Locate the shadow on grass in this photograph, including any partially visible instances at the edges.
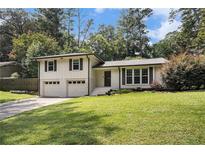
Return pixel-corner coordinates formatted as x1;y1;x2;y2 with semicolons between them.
0;101;120;145
0;99;17;104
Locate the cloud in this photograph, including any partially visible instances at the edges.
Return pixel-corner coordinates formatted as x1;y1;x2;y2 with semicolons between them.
148;19;181;41
95;8;106;14
148;8;181;42
152;8;171;18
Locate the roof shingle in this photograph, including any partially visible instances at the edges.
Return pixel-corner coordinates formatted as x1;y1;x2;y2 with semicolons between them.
94;58;168;68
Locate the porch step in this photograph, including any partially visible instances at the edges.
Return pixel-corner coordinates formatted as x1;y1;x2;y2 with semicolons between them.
91;87;111;96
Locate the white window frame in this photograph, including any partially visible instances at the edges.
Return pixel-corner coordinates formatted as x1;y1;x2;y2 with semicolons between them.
48;60;54;72
134;69;141;84
126;69;133;84
125;67;150;85
72;59;80;71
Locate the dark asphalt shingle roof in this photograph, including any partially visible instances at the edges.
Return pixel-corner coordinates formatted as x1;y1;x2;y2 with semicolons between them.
0;61;17;67
94;58;168;68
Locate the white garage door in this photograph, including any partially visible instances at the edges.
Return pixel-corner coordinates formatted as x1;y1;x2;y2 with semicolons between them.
43;81;61;97
67;80;88;97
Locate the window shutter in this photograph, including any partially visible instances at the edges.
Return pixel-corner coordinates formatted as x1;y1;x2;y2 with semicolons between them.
149;67;153;84
54;60;57;71
69;59;72;71
122;68;125;85
45;61;47;72
80;58;83;70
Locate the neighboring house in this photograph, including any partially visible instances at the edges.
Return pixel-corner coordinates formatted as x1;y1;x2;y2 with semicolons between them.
35;53;168;97
0;61;20;78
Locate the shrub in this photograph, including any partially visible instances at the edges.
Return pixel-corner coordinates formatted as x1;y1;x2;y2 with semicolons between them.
150;81;164;91
162;53;205;91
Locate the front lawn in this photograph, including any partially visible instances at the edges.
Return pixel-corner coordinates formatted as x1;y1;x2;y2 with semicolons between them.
0;91;34;104
0;91;205;144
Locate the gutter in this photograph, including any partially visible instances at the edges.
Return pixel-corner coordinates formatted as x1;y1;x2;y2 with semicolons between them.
38;61;40;96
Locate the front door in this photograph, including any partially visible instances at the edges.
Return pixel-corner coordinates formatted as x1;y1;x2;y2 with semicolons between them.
104;71;111;87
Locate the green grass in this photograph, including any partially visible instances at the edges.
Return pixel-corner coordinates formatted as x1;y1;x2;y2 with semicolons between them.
1;91;205;144
0;91;34;104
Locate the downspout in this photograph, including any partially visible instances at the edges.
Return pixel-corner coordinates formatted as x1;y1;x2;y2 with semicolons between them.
38;61;40;96
87;55;90;96
118;67;121;89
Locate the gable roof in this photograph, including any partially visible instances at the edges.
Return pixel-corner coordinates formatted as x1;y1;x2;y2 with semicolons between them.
35;53;104;63
94;58;168;68
0;61;17;67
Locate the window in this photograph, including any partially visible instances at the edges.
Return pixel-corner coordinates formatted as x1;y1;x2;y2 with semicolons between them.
126;69;133;84
142;68;148;84
49;81;52;84
57;81;60;84
45;82;48;84
77;81;81;84
73;59;80;70
82;81;85;84
68;81;72;84
48;61;54;71
73;81;76;84
134;69;140;84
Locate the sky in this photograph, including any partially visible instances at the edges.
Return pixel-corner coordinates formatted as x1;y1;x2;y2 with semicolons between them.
25;8;181;44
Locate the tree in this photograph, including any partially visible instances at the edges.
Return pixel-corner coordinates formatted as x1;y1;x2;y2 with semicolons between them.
0;9;36;61
152;31;184;58
36;8;66;46
11;33;61;77
162;53;205;90
88;25;126;61
169;8;205;53
118;8;153;57
75;9;94;50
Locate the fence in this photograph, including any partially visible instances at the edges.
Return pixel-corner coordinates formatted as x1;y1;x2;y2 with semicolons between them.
0;78;38;91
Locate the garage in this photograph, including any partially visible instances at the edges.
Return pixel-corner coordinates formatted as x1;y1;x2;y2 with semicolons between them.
67;80;88;97
43;81;61;97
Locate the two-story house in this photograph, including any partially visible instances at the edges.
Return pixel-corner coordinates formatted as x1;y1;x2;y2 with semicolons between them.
35;53;168;97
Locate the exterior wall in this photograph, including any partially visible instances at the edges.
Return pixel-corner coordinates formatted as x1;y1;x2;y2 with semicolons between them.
90;57;100;94
154;66;163;84
95;67;119;89
0;65;20;78
94;65;163;90
39;55;91;97
39;54;164;97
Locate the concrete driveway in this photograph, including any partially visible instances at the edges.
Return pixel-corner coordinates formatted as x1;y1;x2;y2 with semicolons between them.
0;97;71;121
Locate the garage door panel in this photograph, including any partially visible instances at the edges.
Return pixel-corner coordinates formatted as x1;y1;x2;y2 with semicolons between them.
67;80;87;97
43;81;61;97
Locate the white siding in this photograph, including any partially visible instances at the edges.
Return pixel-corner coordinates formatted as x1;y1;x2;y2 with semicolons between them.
39;56;90;97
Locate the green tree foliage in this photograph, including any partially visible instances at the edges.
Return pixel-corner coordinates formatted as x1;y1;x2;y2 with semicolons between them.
168;8;205;53
162;53;205;90
35;8;66;47
0;9;36;61
11;33;60;77
118;8;153;57
152;32;182;58
89;25;126;60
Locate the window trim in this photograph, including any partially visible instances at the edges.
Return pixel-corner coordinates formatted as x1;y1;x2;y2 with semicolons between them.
47;60;54;72
125;67;151;85
72;59;80;71
126;69;133;84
